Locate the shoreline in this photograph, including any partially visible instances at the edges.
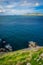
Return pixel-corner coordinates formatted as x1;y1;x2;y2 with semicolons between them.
0;46;43;54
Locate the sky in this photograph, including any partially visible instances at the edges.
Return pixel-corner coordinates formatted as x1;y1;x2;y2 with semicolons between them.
0;0;43;15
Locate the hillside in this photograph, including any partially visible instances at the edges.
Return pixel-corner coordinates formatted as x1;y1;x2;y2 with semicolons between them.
23;13;43;16
0;47;43;65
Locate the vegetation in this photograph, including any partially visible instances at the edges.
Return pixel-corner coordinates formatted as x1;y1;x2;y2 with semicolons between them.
0;47;43;65
23;13;43;16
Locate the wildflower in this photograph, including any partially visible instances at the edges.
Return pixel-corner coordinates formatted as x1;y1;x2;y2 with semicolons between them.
39;53;43;60
37;58;40;62
16;61;23;65
40;53;43;58
26;63;31;65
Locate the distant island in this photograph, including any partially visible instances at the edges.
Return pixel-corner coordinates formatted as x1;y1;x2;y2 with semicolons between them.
23;13;43;16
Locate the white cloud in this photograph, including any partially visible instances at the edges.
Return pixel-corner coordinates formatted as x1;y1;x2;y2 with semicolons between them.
0;5;6;13
3;1;40;9
20;1;29;6
35;2;39;6
0;0;40;15
0;10;2;12
19;1;33;7
0;8;34;15
6;5;14;8
6;3;18;8
7;9;34;15
18;1;40;7
0;8;5;13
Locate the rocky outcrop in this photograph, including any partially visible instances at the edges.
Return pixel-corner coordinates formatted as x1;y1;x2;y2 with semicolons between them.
0;48;6;52
28;41;37;48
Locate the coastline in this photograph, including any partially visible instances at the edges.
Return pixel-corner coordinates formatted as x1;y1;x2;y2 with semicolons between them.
0;46;43;65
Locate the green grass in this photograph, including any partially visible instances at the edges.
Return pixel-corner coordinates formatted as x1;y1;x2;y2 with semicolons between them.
0;48;43;65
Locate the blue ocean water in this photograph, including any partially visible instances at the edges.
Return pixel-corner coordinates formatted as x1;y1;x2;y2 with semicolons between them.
0;16;43;50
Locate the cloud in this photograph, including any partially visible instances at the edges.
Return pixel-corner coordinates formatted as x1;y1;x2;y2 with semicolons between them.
18;1;40;7
6;3;18;8
0;5;5;13
4;8;35;15
0;10;2;12
5;44;13;51
0;8;5;13
0;0;42;15
19;1;32;6
6;4;15;8
0;8;34;15
35;2;39;6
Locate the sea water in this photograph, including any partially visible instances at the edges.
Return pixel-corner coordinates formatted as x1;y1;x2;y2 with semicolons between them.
0;16;43;50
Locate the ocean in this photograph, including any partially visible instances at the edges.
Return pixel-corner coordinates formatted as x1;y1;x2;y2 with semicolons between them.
0;16;43;50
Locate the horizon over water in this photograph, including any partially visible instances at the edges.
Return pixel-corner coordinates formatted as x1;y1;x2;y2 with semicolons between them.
0;15;43;50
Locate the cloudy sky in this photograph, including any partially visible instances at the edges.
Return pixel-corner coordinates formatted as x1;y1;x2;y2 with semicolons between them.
0;0;43;15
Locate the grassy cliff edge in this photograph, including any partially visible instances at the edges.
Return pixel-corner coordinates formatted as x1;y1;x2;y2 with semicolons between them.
0;47;43;65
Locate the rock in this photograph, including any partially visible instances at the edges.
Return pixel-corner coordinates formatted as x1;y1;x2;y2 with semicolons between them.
3;40;6;44
0;38;2;42
28;41;37;48
0;48;5;52
5;44;12;51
